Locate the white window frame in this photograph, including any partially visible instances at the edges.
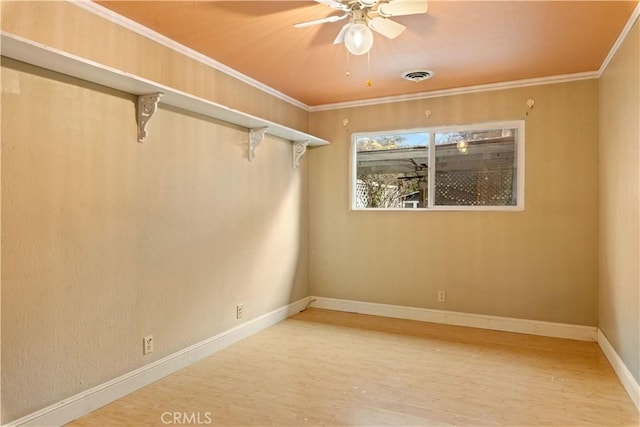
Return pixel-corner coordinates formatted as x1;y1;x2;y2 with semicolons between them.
350;120;525;211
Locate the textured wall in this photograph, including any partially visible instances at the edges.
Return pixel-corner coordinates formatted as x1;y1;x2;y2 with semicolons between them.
1;59;309;422
308;80;600;326
599;21;640;382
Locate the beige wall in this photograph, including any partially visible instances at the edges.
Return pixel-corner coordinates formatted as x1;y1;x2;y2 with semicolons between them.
1;2;313;423
1;58;309;422
309;80;600;326
599;21;640;382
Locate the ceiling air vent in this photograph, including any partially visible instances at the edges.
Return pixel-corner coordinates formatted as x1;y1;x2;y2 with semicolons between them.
401;69;434;82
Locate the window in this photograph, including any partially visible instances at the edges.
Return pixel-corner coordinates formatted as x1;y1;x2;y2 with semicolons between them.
352;121;524;210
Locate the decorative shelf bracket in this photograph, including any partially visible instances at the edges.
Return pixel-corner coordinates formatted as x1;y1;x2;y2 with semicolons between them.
248;127;268;161
137;92;163;143
293;140;309;169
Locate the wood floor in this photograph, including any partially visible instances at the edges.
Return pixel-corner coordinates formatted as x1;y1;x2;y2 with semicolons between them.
69;308;639;426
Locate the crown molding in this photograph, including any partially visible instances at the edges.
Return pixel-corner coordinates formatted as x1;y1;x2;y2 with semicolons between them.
70;0;309;111
72;0;634;114
598;1;640;76
308;71;599;112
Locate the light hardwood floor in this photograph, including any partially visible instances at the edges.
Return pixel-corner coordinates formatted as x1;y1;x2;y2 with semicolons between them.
69;308;639;426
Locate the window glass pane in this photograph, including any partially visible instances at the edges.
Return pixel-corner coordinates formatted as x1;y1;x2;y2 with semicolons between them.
351;122;523;210
434;128;517;206
355;133;429;208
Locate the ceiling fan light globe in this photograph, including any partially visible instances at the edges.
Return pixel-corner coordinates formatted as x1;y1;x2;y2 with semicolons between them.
344;23;374;55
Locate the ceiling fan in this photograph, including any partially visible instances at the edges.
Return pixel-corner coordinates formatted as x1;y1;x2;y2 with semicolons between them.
294;0;428;55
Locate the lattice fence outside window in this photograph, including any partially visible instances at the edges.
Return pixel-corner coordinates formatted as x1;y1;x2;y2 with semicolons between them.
435;168;515;206
355;179;404;208
355;180;370;208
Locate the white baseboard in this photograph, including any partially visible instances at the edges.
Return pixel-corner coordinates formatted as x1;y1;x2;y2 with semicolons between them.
5;296;313;427
309;297;640;413
310;297;598;342
597;329;640;412
10;297;636;426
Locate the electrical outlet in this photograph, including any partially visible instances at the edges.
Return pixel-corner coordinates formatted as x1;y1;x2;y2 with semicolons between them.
437;291;446;303
143;335;154;355
236;304;243;319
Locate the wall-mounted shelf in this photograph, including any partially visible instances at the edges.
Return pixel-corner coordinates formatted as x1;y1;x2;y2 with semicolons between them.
1;32;329;166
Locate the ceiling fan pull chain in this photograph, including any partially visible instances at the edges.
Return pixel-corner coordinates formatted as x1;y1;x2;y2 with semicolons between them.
366;50;373;87
346;49;351;77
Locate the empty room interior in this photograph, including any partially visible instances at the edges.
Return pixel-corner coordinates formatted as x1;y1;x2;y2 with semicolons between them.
1;0;640;426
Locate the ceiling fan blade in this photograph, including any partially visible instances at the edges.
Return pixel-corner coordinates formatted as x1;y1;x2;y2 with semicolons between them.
368;17;406;39
314;0;350;11
294;14;348;28
378;0;428;17
333;23;350;44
